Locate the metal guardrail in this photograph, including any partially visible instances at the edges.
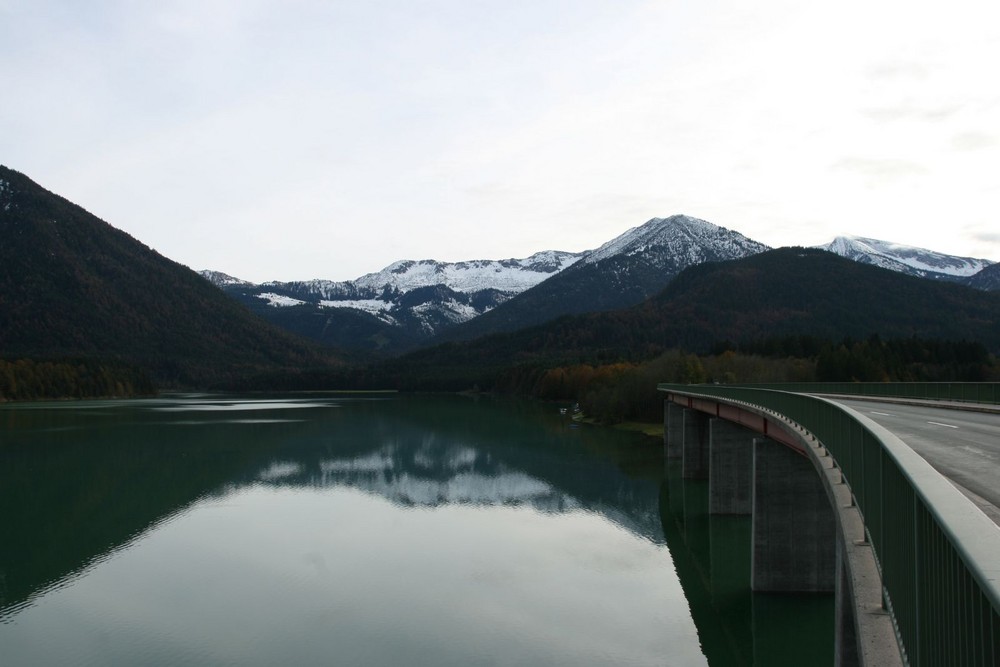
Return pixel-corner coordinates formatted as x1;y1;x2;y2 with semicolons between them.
724;382;1000;405
658;383;1000;667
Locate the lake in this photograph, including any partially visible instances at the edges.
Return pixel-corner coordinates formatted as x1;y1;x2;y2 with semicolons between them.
0;393;831;665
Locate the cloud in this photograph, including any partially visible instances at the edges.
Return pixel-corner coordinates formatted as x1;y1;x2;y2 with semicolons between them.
831;157;928;179
970;231;1000;245
861;104;960;123
866;61;930;81
952;132;998;151
4;0;1000;278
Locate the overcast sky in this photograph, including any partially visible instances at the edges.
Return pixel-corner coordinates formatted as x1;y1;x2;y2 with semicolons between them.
3;0;999;282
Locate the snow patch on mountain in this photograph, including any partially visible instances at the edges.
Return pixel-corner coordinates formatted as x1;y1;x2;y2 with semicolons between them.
413;299;479;324
200;270;252;287
819;236;994;278
257;292;306;307
282;250;584;301
321;298;393;313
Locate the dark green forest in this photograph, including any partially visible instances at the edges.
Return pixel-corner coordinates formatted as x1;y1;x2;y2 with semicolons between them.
0;358;156;401
0;165;341;391
223;334;997;427
545;336;997;425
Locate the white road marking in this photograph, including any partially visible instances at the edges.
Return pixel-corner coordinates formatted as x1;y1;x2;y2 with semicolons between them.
871;411;892;416
927;421;959;429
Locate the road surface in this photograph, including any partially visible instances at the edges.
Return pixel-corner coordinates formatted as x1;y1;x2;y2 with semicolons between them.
829;398;1000;526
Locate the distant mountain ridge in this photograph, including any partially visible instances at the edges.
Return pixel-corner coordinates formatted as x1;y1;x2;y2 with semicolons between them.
203;216;1000;357
436;215;771;344
201;251;583;355
380;247;1000;391
817;235;994;283
204;215;772;355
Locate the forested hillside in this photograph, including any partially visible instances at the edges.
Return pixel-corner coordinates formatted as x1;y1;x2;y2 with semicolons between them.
354;248;1000;392
0;358;155;401
0;166;339;389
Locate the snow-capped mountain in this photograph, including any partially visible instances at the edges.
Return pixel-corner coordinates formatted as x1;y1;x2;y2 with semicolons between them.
817;236;994;282
251;250;581;314
201;251;583;354
582;215;767;267
205;215;771;354
439;215;771;343
285;251;582;299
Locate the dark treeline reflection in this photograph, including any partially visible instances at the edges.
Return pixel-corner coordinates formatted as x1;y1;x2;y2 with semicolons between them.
0;394;664;619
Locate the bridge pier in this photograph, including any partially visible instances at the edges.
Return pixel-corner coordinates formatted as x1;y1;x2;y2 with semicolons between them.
682;409;710;479
664;400;683;460
751;436;836;593
709;419;753;515
661;391;907;666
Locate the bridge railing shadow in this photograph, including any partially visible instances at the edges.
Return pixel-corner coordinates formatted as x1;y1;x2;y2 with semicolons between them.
658;383;1000;667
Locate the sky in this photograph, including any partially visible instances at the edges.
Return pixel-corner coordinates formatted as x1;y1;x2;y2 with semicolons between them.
2;0;999;282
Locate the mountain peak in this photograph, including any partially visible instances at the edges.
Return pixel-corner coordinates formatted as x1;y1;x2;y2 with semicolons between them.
582;214;768;266
819;235;993;280
438;214;770;345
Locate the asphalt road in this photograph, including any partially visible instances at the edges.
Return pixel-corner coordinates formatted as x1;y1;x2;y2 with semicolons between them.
829;398;1000;525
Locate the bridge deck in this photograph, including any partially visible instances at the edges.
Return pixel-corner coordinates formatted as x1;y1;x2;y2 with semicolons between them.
829;397;1000;528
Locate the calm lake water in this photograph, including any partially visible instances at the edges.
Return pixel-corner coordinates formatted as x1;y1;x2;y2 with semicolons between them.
0;394;831;666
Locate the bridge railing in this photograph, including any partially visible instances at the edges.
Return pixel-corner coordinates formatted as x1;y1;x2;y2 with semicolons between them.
658;383;1000;667
719;381;1000;405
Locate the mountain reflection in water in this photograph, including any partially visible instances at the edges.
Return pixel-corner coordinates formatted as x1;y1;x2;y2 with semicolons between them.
1;394;696;667
1;393;831;666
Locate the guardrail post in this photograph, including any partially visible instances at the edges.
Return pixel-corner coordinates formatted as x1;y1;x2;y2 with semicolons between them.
835;532;861;666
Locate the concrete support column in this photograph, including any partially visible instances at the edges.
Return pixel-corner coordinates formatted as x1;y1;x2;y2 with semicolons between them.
664;401;684;460
682;409;710;479
751;437;836;592
709;419;753;515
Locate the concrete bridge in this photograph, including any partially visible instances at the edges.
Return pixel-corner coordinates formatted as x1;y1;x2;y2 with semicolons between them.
658;382;1000;667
